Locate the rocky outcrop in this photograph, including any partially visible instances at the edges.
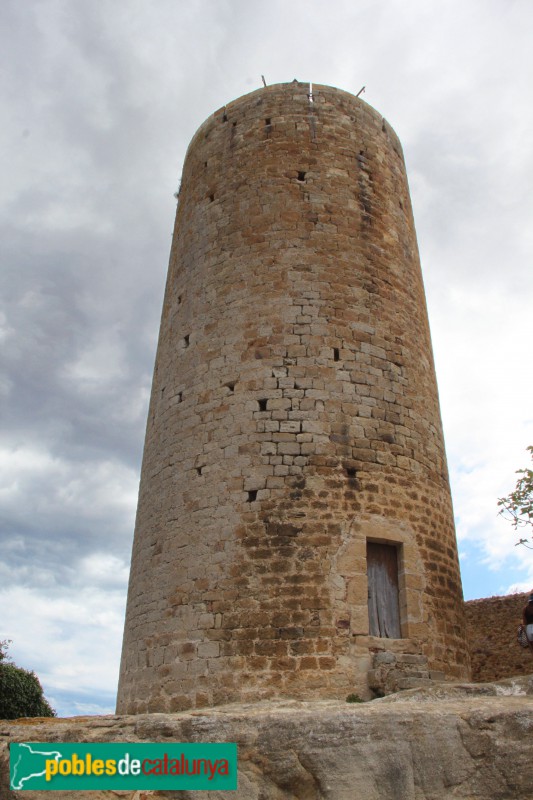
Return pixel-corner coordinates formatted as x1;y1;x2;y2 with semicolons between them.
1;676;532;799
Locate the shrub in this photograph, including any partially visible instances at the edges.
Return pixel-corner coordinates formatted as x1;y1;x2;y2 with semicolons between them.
0;641;55;719
346;693;363;703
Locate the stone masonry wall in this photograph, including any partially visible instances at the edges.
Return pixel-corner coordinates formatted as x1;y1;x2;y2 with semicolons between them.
465;592;533;682
117;83;469;714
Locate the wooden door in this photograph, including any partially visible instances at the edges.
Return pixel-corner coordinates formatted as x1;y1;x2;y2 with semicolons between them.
367;542;402;638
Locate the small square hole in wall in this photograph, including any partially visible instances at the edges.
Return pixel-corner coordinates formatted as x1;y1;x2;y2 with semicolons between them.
222;111;228;122
209;193;215;202
247;489;258;502
297;171;306;182
196;466;203;476
258;398;268;412
225;381;236;393
183;335;190;347
177;391;183;404
333;347;340;362
265;118;271;126
344;464;358;488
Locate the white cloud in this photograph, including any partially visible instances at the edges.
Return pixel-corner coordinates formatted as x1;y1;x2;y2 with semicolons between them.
62;333;128;389
507;572;533;595
1;583;126;715
78;553;130;588
0;445;138;524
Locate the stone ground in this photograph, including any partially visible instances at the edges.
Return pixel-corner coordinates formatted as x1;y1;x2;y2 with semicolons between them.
1;676;533;799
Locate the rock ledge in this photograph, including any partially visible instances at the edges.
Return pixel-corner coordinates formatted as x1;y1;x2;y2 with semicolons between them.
1;676;532;799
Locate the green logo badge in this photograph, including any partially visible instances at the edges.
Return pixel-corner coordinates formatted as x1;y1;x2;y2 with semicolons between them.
11;742;237;791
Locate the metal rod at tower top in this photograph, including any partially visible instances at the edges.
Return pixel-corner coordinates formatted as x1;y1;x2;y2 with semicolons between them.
116;82;470;716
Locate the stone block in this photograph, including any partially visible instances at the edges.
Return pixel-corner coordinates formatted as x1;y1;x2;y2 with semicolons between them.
373;652;396;665
197;641;220;659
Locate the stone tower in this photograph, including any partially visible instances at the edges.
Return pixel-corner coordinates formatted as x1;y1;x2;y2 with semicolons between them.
117;82;469;714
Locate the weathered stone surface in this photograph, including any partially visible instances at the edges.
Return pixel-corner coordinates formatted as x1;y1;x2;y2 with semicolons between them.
2;678;533;799
465;592;533;682
368;649;432;695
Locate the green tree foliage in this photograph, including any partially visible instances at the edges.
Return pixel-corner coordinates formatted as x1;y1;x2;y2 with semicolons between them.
0;640;55;719
498;446;533;549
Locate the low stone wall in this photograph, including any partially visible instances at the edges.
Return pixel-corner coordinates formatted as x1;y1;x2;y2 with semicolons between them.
465;592;533;682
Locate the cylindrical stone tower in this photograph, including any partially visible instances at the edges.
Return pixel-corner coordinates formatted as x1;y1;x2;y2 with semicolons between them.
117;82;469;714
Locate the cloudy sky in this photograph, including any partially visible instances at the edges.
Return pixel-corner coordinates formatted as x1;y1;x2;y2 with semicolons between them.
1;0;532;717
